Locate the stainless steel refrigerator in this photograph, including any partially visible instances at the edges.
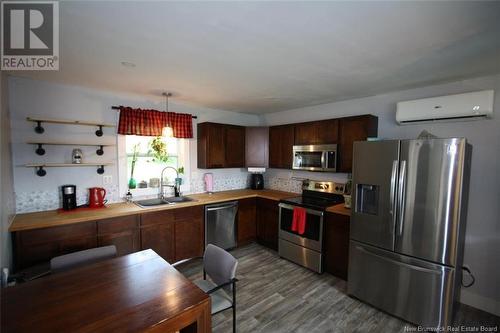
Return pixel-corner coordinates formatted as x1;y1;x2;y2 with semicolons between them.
348;138;471;328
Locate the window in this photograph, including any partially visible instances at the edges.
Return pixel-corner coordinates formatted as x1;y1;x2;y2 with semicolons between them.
125;135;180;196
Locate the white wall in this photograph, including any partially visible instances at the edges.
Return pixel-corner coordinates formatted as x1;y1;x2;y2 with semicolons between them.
0;73;16;272
9;77;260;212
262;73;500;316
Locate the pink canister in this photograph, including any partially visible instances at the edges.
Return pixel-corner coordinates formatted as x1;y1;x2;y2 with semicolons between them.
204;173;214;193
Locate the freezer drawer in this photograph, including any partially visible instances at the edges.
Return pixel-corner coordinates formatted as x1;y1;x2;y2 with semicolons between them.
348;241;456;328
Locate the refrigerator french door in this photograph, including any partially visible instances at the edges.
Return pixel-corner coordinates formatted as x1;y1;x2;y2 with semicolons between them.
348;138;471;328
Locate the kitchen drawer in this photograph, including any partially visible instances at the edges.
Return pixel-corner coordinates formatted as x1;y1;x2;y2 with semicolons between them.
141;210;175;226
97;215;139;235
19;222;96;246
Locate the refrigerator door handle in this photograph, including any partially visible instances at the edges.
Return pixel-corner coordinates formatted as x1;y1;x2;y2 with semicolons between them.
354;245;442;275
397;160;407;236
390;160;399;222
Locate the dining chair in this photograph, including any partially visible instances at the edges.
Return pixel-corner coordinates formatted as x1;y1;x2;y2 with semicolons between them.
193;244;239;333
50;245;117;273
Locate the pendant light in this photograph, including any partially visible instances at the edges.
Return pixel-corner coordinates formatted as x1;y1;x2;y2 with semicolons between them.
161;92;174;138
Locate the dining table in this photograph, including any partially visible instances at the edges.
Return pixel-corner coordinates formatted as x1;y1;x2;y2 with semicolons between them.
1;249;211;332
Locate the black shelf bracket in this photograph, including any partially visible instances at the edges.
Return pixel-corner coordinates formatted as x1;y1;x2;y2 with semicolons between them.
95;125;103;137
35;144;46;156
36;166;46;177
34;121;44;134
96;145;104;156
97;165;105;174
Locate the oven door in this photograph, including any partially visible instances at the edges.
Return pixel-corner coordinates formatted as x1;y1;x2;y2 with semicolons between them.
278;203;324;252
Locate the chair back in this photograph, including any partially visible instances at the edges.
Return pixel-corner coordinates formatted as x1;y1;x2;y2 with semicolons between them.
203;244;238;286
50;245;117;273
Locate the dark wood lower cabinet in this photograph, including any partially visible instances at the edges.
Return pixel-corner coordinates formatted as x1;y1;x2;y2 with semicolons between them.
323;212;350;280
141;210;176;263
256;197;279;251
97;215;141;257
13;222;97;271
237;198;257;246
13;199;281;271
174;206;204;261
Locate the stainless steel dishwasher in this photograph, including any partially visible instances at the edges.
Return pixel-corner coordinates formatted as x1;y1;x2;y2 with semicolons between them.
205;201;238;250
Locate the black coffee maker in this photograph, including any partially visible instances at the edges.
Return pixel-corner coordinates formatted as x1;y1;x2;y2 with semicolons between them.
250;174;264;190
62;185;77;210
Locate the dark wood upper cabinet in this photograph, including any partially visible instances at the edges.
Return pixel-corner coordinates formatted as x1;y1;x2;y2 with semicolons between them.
245;127;269;167
225;125;246;167
338;115;378;172
295;119;339;145
197;122;226;168
268;124;295;169
197;122;245;169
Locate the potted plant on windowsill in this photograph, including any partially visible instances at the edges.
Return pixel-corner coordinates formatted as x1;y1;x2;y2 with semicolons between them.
128;143;140;189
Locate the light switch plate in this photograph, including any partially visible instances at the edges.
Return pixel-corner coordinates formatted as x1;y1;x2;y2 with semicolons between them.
103;175;112;185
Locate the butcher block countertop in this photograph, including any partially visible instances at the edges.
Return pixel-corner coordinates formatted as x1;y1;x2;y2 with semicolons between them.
326;203;351;217
9;189;297;232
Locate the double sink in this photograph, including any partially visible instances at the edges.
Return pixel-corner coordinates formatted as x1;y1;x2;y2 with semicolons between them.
134;196;196;208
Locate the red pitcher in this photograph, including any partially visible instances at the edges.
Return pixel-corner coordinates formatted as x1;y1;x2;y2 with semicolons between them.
89;187;107;208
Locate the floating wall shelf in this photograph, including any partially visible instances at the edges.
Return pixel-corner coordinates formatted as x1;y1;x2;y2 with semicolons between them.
26;117;115;137
27;141;116;156
25;163;113;177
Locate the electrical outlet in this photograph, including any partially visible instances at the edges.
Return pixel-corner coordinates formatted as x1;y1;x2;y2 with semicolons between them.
103;175;112;185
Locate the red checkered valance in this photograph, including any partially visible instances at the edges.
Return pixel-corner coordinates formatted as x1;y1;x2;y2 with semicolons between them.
117;107;193;138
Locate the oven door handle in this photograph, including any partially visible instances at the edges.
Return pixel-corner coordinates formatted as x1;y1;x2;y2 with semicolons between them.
279;203;324;216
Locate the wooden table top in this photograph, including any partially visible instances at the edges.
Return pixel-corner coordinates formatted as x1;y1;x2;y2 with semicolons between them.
10;189;297;232
1;250;210;333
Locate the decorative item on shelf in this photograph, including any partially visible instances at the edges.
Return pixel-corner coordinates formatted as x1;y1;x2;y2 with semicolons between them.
149;177;160;188
72;149;83;164
138;180;148;188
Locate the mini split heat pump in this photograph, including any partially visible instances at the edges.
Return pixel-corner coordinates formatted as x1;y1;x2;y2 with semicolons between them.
396;90;494;125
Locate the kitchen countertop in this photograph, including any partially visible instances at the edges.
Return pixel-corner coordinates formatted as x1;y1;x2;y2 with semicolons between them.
9;189;297;232
326;203;351;217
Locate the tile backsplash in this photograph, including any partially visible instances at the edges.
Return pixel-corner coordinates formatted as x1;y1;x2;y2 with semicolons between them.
15;185;121;214
15;171;345;213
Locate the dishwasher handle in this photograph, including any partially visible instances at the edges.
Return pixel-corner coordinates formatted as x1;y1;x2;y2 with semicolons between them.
206;201;238;212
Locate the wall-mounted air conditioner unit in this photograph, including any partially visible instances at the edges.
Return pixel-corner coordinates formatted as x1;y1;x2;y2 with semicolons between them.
396;90;494;125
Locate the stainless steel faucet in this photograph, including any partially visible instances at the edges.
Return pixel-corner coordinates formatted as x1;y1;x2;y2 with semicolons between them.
159;166;180;198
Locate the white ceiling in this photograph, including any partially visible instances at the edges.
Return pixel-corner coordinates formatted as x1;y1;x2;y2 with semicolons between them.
11;1;500;114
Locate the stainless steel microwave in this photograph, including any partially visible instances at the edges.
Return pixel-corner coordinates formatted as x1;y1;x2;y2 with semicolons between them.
292;144;337;172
